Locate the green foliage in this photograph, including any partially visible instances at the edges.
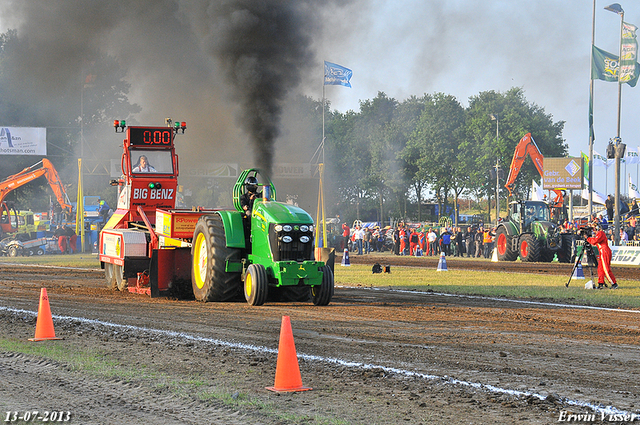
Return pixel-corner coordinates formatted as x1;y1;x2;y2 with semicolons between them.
321;86;567;224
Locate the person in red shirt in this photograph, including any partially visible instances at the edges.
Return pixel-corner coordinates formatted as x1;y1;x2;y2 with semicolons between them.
341;223;350;251
586;224;618;289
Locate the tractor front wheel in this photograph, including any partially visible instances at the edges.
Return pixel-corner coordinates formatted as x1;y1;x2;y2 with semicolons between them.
312;265;334;306
495;227;518;261
244;264;268;306
519;234;541;262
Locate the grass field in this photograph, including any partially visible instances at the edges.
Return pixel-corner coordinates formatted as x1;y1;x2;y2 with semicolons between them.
336;264;640;309
1;254;638;309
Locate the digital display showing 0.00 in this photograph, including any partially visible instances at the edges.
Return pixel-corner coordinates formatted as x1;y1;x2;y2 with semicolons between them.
128;127;173;146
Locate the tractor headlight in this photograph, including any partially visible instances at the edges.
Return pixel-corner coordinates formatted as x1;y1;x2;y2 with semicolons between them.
282;235;293;243
300;225;309;232
299;236;310;243
283;225;293;232
275;224;283;232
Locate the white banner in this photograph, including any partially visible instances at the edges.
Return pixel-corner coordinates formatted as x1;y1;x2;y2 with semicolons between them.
531;180;544;201
0;127;47;155
630;175;640;199
592;150;613;168
624;146;640;164
611;245;640;266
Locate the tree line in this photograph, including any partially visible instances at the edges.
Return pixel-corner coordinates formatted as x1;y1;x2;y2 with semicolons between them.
316;88;568;225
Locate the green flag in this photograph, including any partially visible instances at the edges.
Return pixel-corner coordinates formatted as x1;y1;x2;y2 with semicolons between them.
591;44;639;87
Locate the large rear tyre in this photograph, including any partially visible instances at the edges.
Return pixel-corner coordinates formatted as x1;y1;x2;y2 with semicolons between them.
495;227;518;261
191;214;242;302
312;265;334;306
519;234;541;262
557;234;574;263
244;263;269;306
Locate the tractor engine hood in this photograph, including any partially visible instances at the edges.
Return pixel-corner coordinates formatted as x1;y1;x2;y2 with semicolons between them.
254;201;314;225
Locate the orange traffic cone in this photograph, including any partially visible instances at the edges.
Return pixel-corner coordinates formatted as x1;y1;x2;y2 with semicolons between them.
266;316;312;393
28;288;62;341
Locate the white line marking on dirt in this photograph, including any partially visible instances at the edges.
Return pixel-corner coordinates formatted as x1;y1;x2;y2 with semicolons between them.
342;285;640;314
0;305;633;418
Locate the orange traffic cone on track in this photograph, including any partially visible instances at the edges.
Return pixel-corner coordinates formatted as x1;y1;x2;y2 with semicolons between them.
266;316;312;393
28;288;62;342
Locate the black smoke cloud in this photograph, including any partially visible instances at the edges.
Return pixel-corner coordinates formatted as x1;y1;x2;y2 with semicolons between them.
0;0;336;178
202;1;319;177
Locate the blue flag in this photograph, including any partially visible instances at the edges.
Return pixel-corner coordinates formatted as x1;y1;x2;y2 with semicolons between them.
324;61;352;87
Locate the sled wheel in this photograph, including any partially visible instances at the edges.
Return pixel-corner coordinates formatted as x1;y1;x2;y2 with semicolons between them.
114;264;127;291
8;246;18;257
104;263;118;290
312;265;334;306
36;248;45;256
244;263;268;306
191;214;242;302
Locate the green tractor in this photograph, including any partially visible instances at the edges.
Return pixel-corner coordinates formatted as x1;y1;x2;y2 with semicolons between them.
190;168;334;306
494;200;572;263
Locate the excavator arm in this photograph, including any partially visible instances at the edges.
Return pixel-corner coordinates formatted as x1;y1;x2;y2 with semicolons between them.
504;133;563;208
0;159;73;214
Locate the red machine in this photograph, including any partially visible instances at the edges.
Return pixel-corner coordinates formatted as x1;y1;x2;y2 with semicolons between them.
0;159;73;238
99;119;205;296
504;133;565;211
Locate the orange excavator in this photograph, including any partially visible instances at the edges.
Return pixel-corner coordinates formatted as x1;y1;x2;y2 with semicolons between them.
0;159;73;238
504;133;565;211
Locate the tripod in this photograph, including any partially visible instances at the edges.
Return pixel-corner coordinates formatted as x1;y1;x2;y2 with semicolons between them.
565;241;598;288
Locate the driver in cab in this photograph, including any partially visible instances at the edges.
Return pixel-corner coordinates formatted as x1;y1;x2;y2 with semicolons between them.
240;176;261;217
132;155;157;173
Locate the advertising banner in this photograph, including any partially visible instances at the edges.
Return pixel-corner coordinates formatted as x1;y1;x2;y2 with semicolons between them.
0;127;47;155
542;157;584;190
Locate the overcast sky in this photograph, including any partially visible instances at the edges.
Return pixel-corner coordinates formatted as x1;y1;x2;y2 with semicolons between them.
1;0;639;200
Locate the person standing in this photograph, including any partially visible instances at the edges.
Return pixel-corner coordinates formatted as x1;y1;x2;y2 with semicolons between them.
65;226;78;254
427;228;437;256
393;227;400;255
341;223;350;251
475;227;484;258
363;228;371;254
605;195;614;223
399;227;406;255
586;223;618;289
455;227;464;257
409;229;419;256
354;225;364;255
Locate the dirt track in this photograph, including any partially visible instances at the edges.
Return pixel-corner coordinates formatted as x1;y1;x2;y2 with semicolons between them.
1;260;639;424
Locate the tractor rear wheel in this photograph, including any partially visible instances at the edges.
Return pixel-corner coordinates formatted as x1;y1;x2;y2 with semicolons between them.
519;234;541;262
312;265;334;306
244;263;269;306
191;214;242;302
495;227;518;261
557;234;574;263
104;263;117;290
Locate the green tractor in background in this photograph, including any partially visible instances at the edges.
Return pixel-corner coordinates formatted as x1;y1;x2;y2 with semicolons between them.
494;200;572;263
190;168;334;306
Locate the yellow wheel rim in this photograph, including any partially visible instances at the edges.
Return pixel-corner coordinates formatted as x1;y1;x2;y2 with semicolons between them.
245;272;253;297
193;232;208;289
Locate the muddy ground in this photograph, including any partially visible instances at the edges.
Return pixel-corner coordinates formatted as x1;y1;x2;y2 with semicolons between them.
1;257;639;425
